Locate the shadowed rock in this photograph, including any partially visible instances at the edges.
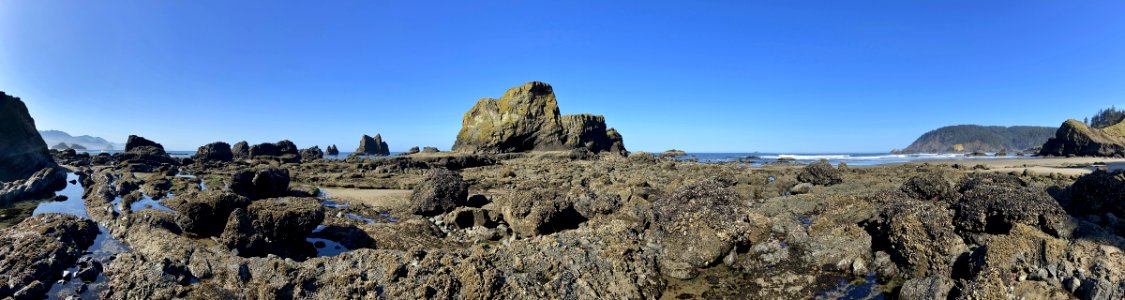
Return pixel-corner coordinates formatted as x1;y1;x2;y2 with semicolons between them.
0;92;58;183
0;214;98;299
232;141;250;160
195;141;233;163
354;134;390;156
229;168;290;200
249;140;301;163
798;160;843;186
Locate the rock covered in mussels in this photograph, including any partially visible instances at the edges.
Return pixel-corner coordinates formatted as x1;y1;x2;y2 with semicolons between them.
0;92;59;183
0;214;98;299
409;169;469;216
798;160;843;186
249;140;301;163
300;146;324;162
452;81;626;155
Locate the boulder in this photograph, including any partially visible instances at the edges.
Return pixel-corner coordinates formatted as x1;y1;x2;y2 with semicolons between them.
299;146;324;162
409;169;469;216
654;179;752;279
452;81;626;155
797;160;843;186
900;173;954;201
325;144;340;156
0;167;68;206
873;200;966;278
229;168;290;200
231;141;250;160
1040;119;1125;157
495;188;586;238
423;146;439;153
659;149;688;158
0;92;58;183
0;214;98;299
246;197;324;242
898;276;954;300
249;140;301;163
169;191;251;236
194;142;233;163
952;178;1069;237
407;146;420;154
354;134;390;156
1067;169;1125;217
124;135;166;155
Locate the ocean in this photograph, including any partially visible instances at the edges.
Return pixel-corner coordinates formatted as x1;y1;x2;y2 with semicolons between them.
75;150;1028;166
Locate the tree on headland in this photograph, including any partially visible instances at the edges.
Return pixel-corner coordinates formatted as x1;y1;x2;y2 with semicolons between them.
1090;106;1125;128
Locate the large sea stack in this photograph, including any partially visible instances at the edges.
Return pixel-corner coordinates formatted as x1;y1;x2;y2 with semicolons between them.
452;81;626;155
0;92;59;182
354;134;390;156
1039;119;1125;157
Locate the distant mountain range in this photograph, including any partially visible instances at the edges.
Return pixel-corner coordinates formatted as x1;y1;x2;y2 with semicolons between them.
39;130;119;150
899;125;1056;154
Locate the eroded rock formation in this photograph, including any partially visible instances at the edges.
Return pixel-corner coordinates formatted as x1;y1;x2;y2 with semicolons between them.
1040;119;1125;157
452;81;626;155
0;92;58;183
354;134;390;156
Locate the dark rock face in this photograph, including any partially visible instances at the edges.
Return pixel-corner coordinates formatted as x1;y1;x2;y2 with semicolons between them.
325;144;339;156
229;168;291;200
0;92;58;183
0;167;68;206
407;146;420;155
452;81;627;155
194;142;233;163
231;141;250;160
249;140;301;163
0;214;98;299
1068;170;1125;217
653;179;753;279
409;169;469;216
169;191;251;237
494;188;587;238
355;134;390;156
422;146;439;153
125;135;166;154
1040;119;1125;157
299;146;324;162
798;160;843;186
116;135;177;170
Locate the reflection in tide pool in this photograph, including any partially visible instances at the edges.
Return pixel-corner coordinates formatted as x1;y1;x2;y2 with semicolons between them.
307;238;349;257
32;173;89;219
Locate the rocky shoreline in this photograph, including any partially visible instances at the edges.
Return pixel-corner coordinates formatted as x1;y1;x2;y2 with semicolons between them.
0;83;1123;299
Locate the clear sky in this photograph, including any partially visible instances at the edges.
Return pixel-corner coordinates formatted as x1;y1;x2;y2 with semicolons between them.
3;1;1125;152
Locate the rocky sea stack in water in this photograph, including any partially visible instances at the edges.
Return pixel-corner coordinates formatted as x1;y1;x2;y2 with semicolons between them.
1040;119;1125;157
0;92;58;182
452;81;626;155
354;134;390;156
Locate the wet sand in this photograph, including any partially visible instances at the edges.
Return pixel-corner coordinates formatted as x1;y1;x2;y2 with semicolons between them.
886;156;1125;176
319;187;412;209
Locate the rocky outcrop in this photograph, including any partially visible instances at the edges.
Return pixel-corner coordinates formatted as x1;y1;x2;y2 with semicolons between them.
409;169;469;216
0;167;67;206
194;141;233;163
0;92;58;183
1040;119;1125;157
231;141;250;160
900;125;1055;154
168;191;251;237
1067;170;1125;217
300;146;324;162
354;134;390;156
116;135;177;170
229;167;291;200
0;214;98;299
325;144;339;156
51;142;71;150
452;81;626;155
219;197;324;258
249;140;301;163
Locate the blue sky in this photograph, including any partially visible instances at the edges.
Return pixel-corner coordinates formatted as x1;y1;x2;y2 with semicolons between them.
3;1;1125;152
